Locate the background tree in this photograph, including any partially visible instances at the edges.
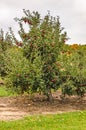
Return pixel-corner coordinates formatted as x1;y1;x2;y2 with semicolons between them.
0;29;13;76
58;44;86;97
5;47;31;94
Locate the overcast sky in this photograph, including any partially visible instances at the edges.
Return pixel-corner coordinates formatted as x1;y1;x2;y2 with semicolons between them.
0;0;86;44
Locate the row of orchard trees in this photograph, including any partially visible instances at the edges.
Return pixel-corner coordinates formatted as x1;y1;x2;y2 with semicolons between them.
0;10;86;102
58;44;86;98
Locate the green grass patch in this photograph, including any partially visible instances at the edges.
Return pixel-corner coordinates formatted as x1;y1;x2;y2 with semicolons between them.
0;86;17;97
0;111;86;130
0;86;10;97
0;77;14;97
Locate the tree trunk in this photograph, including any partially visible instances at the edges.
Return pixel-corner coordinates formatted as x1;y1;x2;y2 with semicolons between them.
46;88;54;103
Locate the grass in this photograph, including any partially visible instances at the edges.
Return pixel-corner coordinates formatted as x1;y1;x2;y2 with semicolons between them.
0;86;18;97
0;111;86;130
0;77;12;97
0;86;11;97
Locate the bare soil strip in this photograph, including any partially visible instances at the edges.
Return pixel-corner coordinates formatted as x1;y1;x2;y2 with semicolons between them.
0;92;86;121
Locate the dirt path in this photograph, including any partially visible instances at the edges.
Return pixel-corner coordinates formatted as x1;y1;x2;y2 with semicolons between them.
0;97;27;120
0;93;86;121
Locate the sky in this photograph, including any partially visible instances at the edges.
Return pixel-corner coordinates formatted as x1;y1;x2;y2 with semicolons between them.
0;0;86;44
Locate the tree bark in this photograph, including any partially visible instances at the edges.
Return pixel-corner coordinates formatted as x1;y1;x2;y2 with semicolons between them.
46;88;54;103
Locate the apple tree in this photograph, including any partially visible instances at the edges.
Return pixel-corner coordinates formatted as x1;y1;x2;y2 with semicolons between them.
10;10;67;102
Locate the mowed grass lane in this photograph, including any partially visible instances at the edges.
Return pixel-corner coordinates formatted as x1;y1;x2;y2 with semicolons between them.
0;111;86;130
